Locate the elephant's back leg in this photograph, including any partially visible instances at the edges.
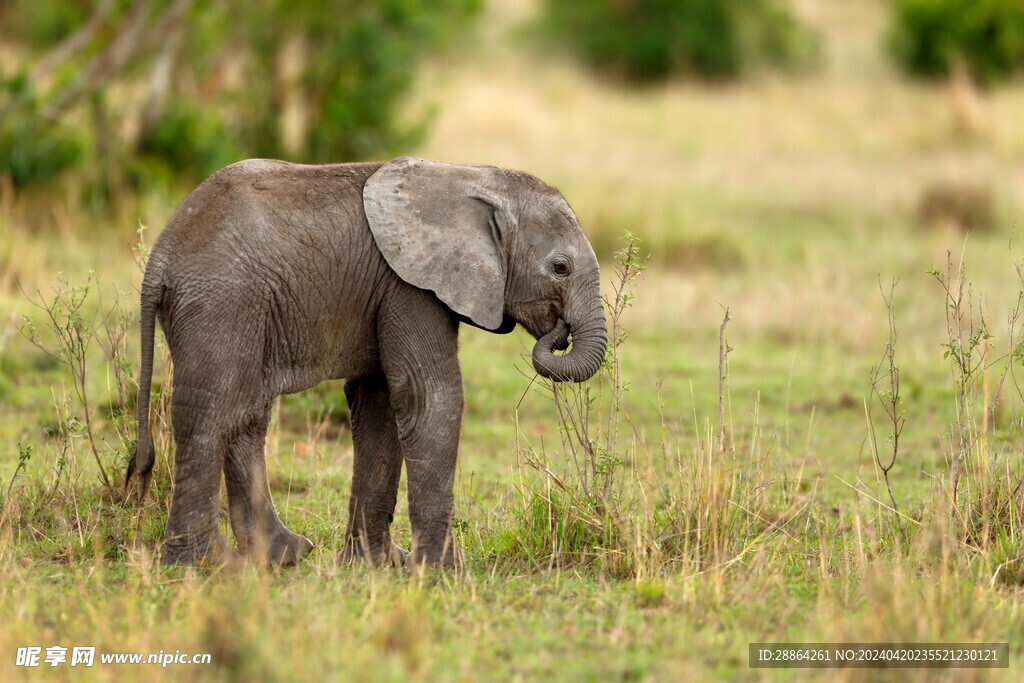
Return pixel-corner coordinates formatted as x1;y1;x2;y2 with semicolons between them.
161;288;270;567
163;376;244;567
225;404;313;566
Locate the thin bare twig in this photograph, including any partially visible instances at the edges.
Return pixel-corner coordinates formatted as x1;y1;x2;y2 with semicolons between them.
868;277;903;515
20;277;112;488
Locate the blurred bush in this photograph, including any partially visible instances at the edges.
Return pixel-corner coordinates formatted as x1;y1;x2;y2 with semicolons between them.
7;0;90;44
208;0;479;164
917;178;996;233
541;0;818;80
889;0;1024;83
0;0;480;194
0;74;84;188
136;101;242;183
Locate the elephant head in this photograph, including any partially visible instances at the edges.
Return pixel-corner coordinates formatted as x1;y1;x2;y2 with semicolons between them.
364;157;607;383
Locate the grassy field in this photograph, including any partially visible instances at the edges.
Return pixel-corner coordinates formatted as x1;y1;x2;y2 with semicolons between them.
3;0;1024;680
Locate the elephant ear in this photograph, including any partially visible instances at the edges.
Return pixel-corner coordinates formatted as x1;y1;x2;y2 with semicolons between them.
364;157;508;331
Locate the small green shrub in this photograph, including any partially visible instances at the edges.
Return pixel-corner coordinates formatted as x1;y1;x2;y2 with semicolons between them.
541;0;818;81
485;492;625;572
990;528;1024;586
889;0;1024;83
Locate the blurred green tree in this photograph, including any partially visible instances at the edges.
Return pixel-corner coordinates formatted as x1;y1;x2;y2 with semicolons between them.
0;71;85;188
541;0;818;81
0;0;479;190
889;0;1024;83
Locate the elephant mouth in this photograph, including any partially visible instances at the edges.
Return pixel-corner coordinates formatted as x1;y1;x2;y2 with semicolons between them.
549;321;570;351
536;319;571;357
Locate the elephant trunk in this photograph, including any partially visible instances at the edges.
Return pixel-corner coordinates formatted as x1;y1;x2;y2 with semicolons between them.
532;284;608;383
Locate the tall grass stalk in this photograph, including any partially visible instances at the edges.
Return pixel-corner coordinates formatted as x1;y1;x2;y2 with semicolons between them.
929;249;990;503
923;248;1024;582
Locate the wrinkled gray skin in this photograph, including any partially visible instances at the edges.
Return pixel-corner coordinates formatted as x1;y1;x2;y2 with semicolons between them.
127;157;607;569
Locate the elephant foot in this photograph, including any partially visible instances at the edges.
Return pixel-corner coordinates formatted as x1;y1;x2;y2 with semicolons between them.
340;537;408;568
407;540;462;571
163;533;244;571
265;528;314;567
239;527;314;567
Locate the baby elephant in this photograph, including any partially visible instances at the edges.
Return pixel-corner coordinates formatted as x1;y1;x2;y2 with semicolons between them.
127;157;607;569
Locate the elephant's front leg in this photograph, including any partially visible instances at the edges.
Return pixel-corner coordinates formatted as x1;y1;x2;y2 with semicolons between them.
380;293;464;569
340;372;408;567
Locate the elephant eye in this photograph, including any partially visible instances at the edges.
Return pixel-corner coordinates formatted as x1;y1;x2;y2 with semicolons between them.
551;260;571;277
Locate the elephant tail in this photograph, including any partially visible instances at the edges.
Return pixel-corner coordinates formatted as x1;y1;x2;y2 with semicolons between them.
126;285;161;503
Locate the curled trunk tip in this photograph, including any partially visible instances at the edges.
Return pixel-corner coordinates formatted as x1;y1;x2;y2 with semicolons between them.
532;318;606;383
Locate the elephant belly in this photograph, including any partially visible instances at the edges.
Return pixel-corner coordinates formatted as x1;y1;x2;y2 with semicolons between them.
264;290;383;396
